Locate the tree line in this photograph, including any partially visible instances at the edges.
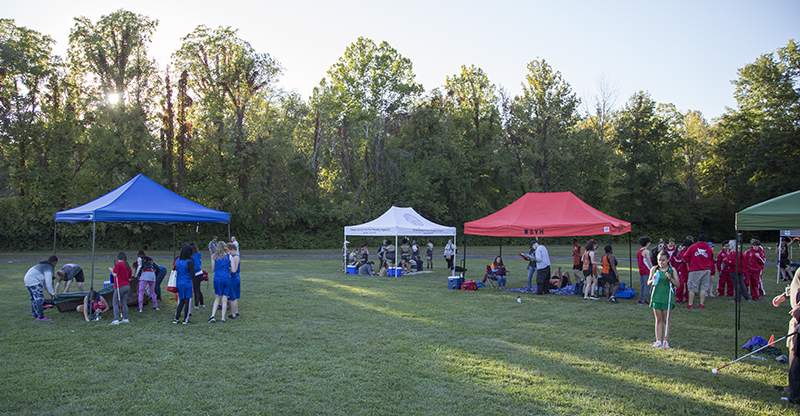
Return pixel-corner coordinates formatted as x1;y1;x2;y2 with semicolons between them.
1;10;798;250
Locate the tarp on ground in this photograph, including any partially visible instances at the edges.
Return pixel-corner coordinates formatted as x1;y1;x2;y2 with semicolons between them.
345;206;456;237
464;191;631;237
735;190;800;231
55;174;230;224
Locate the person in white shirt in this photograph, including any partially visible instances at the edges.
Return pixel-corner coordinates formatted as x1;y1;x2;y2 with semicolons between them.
24;256;58;321
531;241;551;295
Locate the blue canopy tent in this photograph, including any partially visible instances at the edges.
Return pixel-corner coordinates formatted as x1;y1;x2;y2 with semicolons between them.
54;174;230;290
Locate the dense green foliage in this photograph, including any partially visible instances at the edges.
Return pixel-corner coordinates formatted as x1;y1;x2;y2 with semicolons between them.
1;12;798;250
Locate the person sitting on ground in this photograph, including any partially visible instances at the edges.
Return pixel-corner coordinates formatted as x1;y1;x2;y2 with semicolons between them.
55;263;84;293
601;244;620;303
549;266;571;289
77;290;110;322
491;256;507;290
359;261;375;276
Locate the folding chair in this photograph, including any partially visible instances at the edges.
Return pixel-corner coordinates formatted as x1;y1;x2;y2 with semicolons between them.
482;265;498;289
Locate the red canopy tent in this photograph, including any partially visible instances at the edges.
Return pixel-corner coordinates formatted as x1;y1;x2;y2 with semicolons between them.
463;192;632;283
464;192;631;237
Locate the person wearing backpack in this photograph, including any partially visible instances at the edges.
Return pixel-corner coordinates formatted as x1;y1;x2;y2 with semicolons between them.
134;251;159;312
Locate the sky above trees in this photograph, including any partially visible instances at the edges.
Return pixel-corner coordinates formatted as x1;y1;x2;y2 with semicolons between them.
5;0;798;120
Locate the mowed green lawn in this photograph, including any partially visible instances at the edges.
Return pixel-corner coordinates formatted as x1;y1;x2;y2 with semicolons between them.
0;248;796;415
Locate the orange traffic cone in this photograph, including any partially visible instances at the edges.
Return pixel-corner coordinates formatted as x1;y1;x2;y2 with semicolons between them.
768;334;775;345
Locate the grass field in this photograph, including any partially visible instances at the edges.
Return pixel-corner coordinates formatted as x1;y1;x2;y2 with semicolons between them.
0;246;796;415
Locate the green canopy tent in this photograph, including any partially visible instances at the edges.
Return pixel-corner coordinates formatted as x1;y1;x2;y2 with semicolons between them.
733;189;800;358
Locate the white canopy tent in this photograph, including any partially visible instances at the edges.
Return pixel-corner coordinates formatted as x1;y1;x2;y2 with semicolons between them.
344;206;458;277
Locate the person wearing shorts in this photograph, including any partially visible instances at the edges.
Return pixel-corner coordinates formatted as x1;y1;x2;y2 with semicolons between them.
601;244;620;303
582;240;598;300
684;234;715;309
56;264;84;293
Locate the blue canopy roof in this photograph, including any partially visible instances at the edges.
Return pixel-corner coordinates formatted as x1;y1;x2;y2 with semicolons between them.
54;174;230;224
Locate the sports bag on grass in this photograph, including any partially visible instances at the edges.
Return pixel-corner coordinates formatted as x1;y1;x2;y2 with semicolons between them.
167;270;178;293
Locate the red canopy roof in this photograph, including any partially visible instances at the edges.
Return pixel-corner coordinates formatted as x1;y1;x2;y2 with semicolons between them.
464;192;631;237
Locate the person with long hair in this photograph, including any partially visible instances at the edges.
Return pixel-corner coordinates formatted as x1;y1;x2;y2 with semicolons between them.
227;242;241;320
491;255;507;290
648;250;680;348
108;252;132;325
208;244;232;323
77;290;110;322
173;244;195;324
582;240;599;300
601;244;620;303
189;243;205;311
637;236;653;305
134;250;159;312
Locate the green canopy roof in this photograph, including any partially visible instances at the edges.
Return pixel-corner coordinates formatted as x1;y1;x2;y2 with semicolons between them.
736;190;800;230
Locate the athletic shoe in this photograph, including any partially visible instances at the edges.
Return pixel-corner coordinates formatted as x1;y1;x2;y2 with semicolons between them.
684;305;693;309
36;317;53;322
589;296;599;300
154;307;159;311
207;317;215;323
662;341;670;349
182;320;189;325
110;320;120;325
121;319;129;323
652;341;662;348
699;304;706;309
708;293;715;297
584;297;589;300
227;315;237;320
192;306;199;310
139;308;143;313
610;298;619;303
173;319;179;324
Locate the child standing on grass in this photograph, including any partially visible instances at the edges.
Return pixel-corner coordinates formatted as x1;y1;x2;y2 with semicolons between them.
648;250;680;348
173;244;195;324
227;243;241;320
208;244;231;323
108;252;132;325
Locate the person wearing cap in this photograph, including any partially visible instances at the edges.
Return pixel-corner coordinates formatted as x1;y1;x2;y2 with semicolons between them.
684;234;715;309
744;237;767;301
24;256;58;321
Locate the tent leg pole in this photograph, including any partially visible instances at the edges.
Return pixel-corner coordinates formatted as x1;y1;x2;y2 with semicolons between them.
53;222;57;256
463;234;467;278
90;222;96;291
629;232;633;287
735;231;743;360
173;224;177;260
499;238;502;258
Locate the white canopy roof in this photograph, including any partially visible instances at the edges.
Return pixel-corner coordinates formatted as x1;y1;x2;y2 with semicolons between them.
345;206;456;237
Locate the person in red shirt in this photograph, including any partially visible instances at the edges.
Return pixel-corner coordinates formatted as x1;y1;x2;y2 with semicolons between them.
726;240;751;301
108;252;132;325
670;239;691;303
637;236;653;305
684;234;715;309
744;237;767;301
716;241;735;296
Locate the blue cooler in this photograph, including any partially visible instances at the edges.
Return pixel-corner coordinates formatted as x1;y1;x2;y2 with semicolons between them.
103;281;113;288
448;276;464;289
346;265;357;274
388;267;402;277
